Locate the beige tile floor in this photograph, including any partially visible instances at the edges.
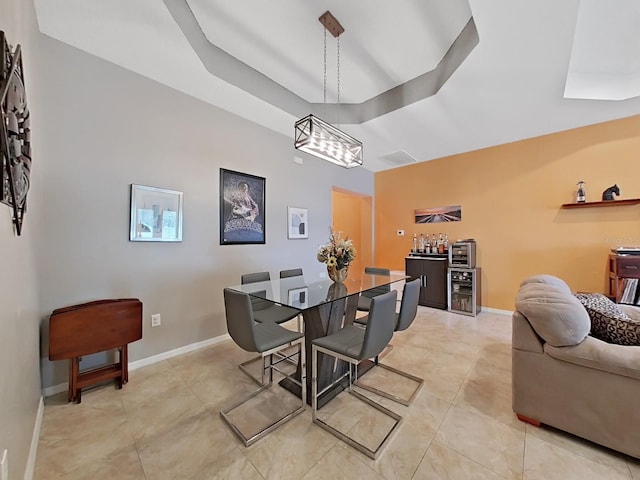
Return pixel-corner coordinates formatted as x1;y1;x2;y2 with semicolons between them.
34;307;640;480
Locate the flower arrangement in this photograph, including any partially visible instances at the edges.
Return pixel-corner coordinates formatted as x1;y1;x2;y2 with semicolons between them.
317;228;357;271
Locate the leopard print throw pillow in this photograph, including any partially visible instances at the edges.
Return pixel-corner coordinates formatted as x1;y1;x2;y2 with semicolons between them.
575;293;640;346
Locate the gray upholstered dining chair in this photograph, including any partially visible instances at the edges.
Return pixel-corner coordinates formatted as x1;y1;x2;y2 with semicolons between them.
239;272;301;385
312;290;402;459
279;268;303;279
357;266;391;312
354;278;424;406
220;288;306;447
279;268;304;332
241;272;300;325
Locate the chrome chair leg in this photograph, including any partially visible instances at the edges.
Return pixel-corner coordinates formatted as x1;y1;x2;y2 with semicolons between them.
221;337;306;447
311;344;402;459
239;347;300;387
354;356;424;407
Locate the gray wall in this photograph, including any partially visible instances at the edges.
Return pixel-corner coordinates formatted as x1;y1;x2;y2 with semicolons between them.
0;1;45;478
34;27;374;389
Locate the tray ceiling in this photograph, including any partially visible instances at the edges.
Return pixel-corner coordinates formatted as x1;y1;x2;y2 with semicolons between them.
34;0;640;172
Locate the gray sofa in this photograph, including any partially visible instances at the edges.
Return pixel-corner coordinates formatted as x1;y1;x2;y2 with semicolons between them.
512;274;640;459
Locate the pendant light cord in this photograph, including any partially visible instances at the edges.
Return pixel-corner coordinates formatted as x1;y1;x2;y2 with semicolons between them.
337;35;340;128
323;22;327;114
321;13;342;127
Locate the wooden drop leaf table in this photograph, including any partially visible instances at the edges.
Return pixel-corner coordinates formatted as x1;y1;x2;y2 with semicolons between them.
48;298;142;403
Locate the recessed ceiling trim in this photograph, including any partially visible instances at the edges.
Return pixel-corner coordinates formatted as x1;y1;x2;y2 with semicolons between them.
163;0;478;124
352;17;479;123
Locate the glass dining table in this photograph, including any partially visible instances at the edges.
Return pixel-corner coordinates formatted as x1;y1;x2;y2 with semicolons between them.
227;272;407;407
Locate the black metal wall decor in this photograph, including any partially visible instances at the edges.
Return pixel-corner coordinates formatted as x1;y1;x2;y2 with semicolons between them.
0;31;31;235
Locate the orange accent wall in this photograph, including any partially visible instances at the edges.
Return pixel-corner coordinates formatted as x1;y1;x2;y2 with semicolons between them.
374;114;640;310
332;188;373;275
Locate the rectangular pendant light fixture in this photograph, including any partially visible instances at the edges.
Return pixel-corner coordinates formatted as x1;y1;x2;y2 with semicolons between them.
294;11;363;169
294;114;363;169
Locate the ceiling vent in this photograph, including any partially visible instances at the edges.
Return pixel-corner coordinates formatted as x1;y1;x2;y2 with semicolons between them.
378;150;418;167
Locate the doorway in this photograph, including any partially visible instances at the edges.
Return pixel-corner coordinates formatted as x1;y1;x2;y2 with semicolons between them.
331;188;373;276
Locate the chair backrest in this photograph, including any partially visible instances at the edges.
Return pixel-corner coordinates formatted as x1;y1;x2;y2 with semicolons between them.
359;290;398;360
362;266;391;299
223;288;258;353
241;272;272;312
280;268;303;279
241;272;271;284
395;278;421;332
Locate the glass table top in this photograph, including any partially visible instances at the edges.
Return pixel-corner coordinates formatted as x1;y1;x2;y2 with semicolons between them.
227;272;407;311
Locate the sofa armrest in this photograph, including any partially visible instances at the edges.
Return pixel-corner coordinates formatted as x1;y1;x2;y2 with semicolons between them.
545;336;640;381
512;311;544;353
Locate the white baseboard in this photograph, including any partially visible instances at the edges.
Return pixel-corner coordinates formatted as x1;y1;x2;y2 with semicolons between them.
42;333;231;398
481;306;513;316
42;381;66;398
128;334;230;370
24;396;44;480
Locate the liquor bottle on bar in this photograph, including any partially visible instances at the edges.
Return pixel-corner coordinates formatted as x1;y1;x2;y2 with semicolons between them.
419;233;425;253
431;234;437;253
438;233;445;254
412;234;418;253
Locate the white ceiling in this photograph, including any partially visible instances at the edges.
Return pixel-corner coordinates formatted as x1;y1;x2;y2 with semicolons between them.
565;0;640;101
34;0;640;172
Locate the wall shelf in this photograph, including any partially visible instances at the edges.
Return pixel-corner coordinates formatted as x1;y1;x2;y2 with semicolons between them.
561;198;640;209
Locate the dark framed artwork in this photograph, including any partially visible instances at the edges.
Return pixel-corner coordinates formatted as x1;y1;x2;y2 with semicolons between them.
220;168;265;245
0;31;31;235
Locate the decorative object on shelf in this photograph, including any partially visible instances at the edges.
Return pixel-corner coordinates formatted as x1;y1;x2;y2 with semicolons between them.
415;205;462;223
287;206;308;239
602;184;620;201
130;184;183;242
294;11;363;169
576;180;586;203
317;227;356;283
1;31;31;235
220;168;265;245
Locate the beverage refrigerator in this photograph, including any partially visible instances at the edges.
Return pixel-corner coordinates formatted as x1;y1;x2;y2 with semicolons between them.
448;266;481;316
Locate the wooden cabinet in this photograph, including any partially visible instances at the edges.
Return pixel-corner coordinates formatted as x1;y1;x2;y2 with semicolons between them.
608;254;640;304
405;256;448;309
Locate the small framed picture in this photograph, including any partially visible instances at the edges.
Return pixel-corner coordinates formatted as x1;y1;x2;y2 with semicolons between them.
288;287;308;309
130;184;183;242
287;206;308;239
414;205;462;223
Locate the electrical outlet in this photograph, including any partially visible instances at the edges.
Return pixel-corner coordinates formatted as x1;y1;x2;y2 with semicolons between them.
319;271;327;278
397;229;405;236
151;313;161;327
1;449;8;480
